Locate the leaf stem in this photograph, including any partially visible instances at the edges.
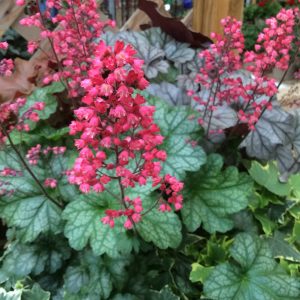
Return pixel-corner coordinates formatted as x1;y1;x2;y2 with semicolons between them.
0;125;63;209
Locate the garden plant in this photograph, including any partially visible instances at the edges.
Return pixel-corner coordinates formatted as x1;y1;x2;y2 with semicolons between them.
0;0;300;299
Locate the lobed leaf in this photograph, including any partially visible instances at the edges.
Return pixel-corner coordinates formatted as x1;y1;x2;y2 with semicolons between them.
62;194;134;257
146;94;206;180
182;154;253;233
136;196;182;249
204;233;300;299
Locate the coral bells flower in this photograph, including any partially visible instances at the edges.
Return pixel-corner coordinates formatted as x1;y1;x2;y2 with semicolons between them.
0;59;14;77
244;8;297;73
159;175;184;211
44;178;57;189
16;0;25;6
18;0;183;229
67;39;183;229
0;98;27;143
102;197;143;229
190;7;299;135
0;42;8;50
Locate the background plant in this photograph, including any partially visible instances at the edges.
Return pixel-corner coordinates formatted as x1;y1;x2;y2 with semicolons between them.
0;1;299;299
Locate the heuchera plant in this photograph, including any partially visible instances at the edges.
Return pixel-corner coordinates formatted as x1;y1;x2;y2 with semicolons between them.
0;0;300;299
8;0;184;230
190;7;298;134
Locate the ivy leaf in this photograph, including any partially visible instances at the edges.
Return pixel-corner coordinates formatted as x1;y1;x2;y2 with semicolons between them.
190;263;214;283
62;194;134;257
182;154;253;233
268;231;300;263
249;161;291;196
0;288;21;300
148;286;179;300
146;95;206;180
204;233;300;299
136;196;182;249
22;284;50;300
63;250;122;300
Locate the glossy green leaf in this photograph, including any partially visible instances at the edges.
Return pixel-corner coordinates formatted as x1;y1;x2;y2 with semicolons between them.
268;231;300;263
249;161;290;196
190;263;214;283
204;233;300;299
182;154;253;233
254;213;277;235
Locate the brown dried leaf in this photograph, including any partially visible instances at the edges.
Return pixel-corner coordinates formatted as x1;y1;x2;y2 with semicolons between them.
138;0;212;48
0;53;50;103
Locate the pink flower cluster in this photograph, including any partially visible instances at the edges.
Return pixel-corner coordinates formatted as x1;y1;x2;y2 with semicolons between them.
26;144;66;165
159;175;183;211
191;7;299;133
67;40;183;228
0;42;13;77
0;42;8;50
0;98;27;143
244;8;297;72
0;59;14;77
18;0;114;98
102;196;143;229
0;167;22;197
14;0;183;229
44;178;57;188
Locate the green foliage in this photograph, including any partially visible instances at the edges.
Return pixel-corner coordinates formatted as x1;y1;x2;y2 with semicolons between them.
203;233;300;299
0;284;50;300
63;194;135;257
136;195;182;249
146;94;206;180
182;154;253;233
249;161;290;196
1;72;300;300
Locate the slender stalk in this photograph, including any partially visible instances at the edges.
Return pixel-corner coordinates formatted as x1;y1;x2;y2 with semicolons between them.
35;0;72;101
206;79;221;137
0;125;63;208
141;196;160;217
70;0;88;58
